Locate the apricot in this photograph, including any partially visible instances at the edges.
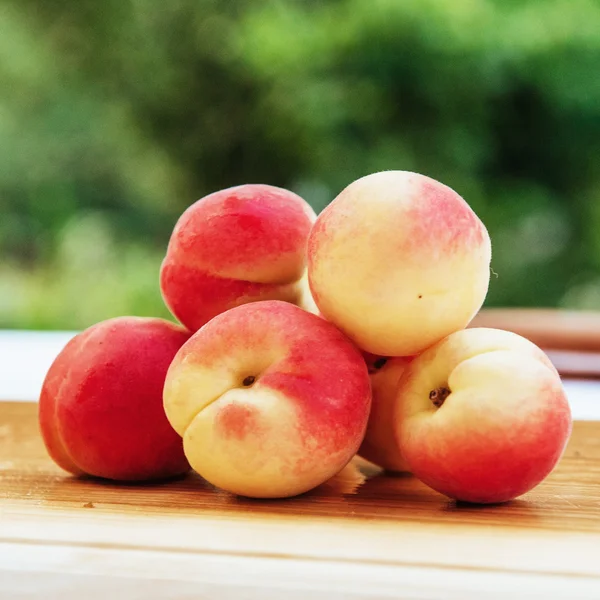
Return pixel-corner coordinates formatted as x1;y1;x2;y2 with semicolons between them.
39;317;191;481
160;184;316;332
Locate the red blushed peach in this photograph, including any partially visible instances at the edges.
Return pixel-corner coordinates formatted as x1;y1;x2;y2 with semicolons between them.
307;171;492;356
394;328;572;504
39;317;191;481
358;354;412;472
160;184;317;332
163;300;372;498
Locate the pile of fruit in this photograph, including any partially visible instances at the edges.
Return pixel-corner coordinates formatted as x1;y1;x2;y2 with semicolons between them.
39;171;573;504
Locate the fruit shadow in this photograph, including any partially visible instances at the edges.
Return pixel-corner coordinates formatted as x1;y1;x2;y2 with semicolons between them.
216;460;443;519
36;464;543;526
36;470;211;512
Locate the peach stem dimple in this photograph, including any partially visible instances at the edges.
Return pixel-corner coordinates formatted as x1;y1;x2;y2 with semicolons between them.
368;357;388;374
242;375;256;387
429;386;450;408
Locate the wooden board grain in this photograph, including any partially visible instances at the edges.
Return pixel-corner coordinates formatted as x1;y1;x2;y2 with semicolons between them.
2;400;600;599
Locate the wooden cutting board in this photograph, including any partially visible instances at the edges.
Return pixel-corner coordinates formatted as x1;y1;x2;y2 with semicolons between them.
2;400;600;599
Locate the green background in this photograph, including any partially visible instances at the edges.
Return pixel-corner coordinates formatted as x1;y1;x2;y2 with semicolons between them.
2;0;600;330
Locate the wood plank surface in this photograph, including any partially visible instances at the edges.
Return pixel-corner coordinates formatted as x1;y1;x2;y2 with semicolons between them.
2;400;600;599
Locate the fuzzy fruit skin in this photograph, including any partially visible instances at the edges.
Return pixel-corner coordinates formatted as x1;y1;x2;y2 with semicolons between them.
395;327;572;504
307;170;492;356
39;317;191;481
160;184;316;332
358;354;412;472
163;300;372;499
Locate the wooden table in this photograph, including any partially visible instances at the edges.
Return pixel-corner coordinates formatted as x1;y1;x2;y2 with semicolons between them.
2;400;600;599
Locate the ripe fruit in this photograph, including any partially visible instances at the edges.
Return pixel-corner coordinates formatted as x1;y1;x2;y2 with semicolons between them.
307;170;492;356
358;353;412;472
163;300;372;498
161;184;316;332
395;327;571;504
39;317;191;481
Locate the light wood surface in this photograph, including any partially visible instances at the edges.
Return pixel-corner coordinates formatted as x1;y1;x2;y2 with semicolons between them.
2;400;600;599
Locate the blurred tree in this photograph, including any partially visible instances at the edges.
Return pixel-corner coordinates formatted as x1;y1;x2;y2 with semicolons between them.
1;0;599;329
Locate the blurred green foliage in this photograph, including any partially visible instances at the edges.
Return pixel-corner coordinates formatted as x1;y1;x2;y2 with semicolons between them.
2;0;600;330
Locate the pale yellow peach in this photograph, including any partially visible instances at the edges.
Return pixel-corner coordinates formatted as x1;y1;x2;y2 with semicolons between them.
163;301;372;498
307;171;492;356
395;328;571;504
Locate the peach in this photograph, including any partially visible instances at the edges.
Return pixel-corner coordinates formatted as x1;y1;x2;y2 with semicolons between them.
307;171;492;356
39;317;191;481
160;184;317;332
296;269;321;316
394;328;572;504
163;300;372;498
358;353;412;472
